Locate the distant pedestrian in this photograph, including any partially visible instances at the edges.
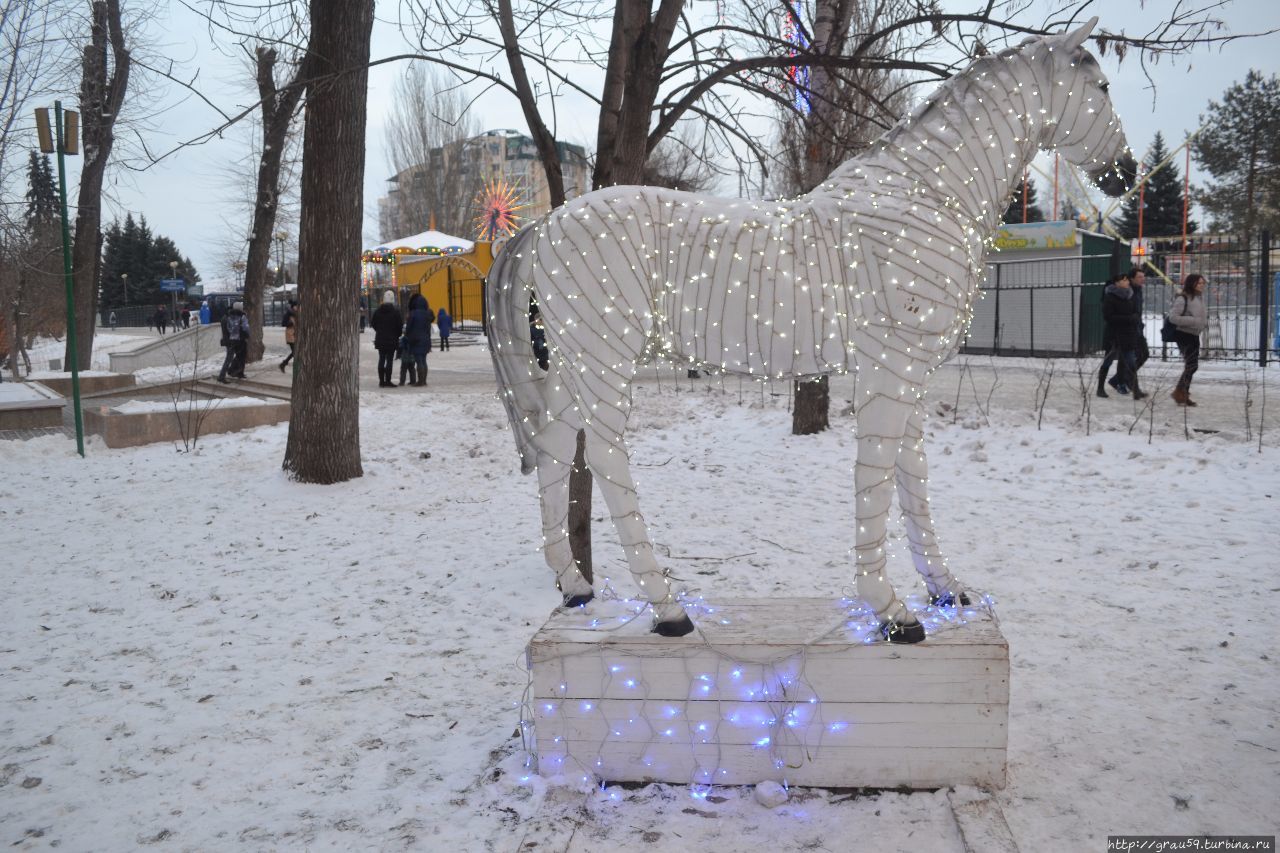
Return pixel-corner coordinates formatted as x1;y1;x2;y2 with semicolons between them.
1167;273;1209;407
436;307;453;351
218;301;250;383
280;299;299;373
199;301;211;325
401;293;434;386
530;306;549;371
108;310;117;330
181;306;191;329
370;290;403;388
359;304;368;333
154;305;168;335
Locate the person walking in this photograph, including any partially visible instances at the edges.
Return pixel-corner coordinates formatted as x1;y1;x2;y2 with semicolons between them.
1100;271;1147;400
181;305;191;329
280;299;299;373
218;301;250;383
401;293;434;386
436;307;453;351
1167;273;1209;407
370;290;403;388
108;310;117;330
155;305;168;335
1097;267;1147;396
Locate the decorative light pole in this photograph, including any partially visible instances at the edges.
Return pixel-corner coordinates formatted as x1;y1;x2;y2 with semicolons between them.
121;272;128;305
169;260;180;329
34;101;84;457
274;230;288;289
231;260;246;291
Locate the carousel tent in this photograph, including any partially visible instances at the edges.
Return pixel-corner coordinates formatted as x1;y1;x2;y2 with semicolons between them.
366;229;474;253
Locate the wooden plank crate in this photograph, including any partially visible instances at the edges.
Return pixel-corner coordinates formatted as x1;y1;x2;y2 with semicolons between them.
527;597;1008;789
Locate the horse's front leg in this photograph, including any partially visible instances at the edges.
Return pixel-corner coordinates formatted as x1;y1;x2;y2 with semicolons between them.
854;391;924;643
895;401;968;607
535;365;593;606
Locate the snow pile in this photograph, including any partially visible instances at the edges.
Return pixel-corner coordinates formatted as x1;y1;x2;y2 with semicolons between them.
0;351;1276;850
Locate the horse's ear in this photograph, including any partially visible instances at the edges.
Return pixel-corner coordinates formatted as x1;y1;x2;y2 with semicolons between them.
1061;16;1098;53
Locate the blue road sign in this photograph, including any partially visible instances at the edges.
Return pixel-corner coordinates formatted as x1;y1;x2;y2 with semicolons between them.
159;278;186;292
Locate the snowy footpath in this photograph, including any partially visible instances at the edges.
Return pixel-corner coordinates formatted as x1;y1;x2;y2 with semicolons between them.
1;347;1277;851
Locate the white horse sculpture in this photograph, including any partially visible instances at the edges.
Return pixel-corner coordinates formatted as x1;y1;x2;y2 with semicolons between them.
489;18;1134;641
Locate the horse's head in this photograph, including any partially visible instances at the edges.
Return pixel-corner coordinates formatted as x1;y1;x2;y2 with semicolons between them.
1032;17;1137;198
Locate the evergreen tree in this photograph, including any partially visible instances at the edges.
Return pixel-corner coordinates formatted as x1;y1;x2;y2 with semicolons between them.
1001;178;1045;224
1112;132;1197;239
24;152;58;232
1192;70;1280;237
98;214;202;307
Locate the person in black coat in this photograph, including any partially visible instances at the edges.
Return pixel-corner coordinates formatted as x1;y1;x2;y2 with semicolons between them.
1097;267;1147;396
1100;272;1147;400
370;290;404;388
400;293;434;386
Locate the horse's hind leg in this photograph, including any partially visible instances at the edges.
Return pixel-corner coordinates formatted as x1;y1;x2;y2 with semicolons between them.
579;388;694;637
895;402;968;606
854;391;924;643
535;367;593;606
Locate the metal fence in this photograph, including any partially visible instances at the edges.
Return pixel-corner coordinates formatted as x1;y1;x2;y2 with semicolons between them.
961;232;1278;364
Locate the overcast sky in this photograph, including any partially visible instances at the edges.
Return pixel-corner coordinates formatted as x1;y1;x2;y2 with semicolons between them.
65;0;1280;290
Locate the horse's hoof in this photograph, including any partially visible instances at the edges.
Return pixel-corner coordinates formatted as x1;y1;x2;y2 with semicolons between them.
563;592;594;608
879;618;926;644
930;591;971;608
652;614;695;637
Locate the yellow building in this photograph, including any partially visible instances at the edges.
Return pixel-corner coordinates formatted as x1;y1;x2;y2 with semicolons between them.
361;230;496;327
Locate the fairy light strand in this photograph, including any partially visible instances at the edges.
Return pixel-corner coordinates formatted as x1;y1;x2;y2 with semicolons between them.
489;19;1130;640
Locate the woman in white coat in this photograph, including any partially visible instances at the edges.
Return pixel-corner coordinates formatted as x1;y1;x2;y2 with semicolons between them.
1167;273;1208;406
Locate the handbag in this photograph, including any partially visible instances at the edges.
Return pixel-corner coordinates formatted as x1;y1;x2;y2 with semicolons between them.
1161;296;1189;343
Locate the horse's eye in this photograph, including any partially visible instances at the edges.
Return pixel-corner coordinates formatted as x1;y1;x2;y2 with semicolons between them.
1099;82;1109;93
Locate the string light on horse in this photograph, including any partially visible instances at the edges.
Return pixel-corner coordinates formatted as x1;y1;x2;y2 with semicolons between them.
489;18;1135;641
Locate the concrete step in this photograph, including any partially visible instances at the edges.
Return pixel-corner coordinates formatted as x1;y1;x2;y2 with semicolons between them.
195;377;292;401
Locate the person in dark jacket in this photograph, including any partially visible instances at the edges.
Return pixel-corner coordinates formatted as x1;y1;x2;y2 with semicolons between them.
370;290;404;388
436;307;453;351
218;302;250;383
400;293;434;386
154;305;169;335
1097;267;1147;396
280;300;299;373
1100;272;1147;400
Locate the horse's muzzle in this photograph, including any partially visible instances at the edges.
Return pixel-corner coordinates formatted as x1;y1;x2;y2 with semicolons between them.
1091;152;1138;198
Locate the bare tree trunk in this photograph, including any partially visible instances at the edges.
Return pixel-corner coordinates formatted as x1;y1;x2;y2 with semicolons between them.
793;376;831;434
244;46;304;364
497;0;565;207
282;0;373;484
792;0;856;434
67;0;129;371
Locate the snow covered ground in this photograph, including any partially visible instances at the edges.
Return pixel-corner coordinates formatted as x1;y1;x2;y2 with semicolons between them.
1;345;1277;851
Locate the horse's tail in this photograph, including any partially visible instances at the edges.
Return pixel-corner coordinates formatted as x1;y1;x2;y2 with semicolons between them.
487;224;542;475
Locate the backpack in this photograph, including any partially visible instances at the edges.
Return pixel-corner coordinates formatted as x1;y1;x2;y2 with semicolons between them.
1160;296;1189;343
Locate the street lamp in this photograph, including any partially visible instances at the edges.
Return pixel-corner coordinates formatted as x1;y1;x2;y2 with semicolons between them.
274;230;288;289
169;260;179;330
231;260;246;291
34;101;84;456
121;272;128;305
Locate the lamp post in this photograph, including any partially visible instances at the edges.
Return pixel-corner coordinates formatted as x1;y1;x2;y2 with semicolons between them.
34;101;84;457
169;260;179;331
231;260;246;291
274;230;288;290
121;272;128;305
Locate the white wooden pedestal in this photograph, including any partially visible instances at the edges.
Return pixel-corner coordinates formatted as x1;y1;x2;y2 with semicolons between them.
528;598;1008;789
